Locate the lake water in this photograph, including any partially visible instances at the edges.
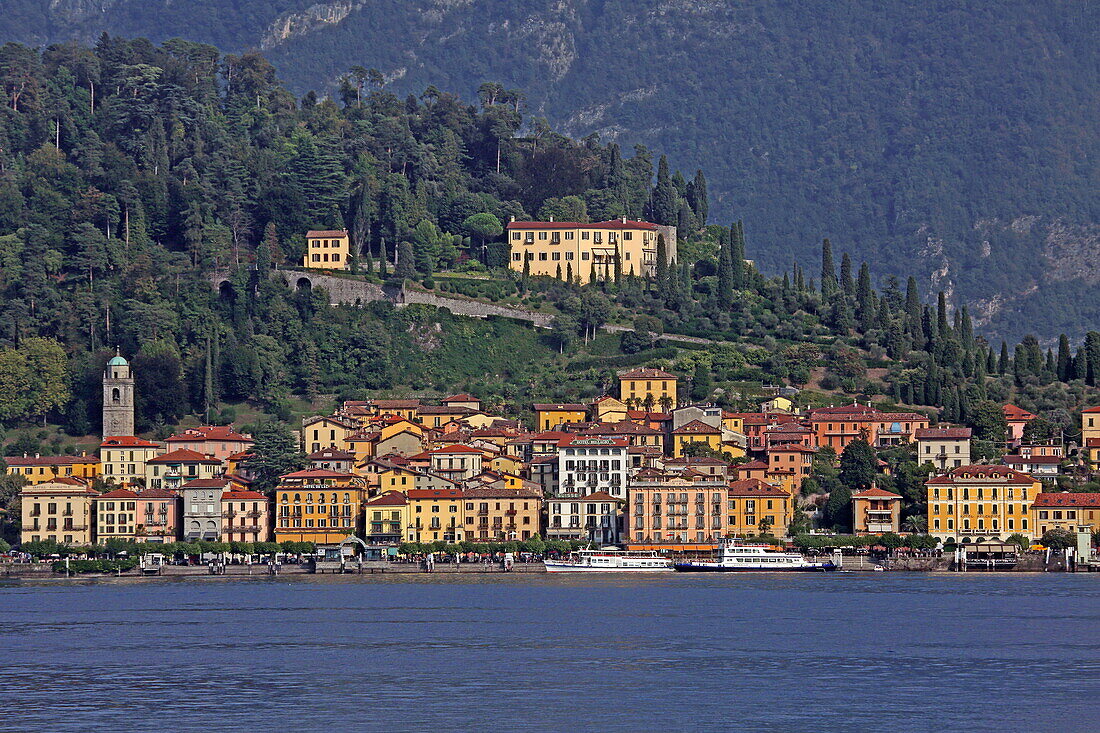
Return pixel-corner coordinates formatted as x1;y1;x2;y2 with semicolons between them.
2;573;1099;732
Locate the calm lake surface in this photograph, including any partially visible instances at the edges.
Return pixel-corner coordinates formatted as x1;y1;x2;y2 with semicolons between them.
2;573;1099;732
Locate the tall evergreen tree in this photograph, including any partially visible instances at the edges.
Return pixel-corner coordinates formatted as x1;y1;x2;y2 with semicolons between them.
820;238;836;295
649;155;677;226
716;225;734;307
840;252;854;295
1056;334;1072;381
731;219;746;290
687;169;708;226
998;341;1010;374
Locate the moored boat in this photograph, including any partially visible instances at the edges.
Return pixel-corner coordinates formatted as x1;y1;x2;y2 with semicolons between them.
544;547;672;572
673;540;838;572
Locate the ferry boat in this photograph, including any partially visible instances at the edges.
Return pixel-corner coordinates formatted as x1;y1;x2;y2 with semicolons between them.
673;540;838;572
544;547;672;572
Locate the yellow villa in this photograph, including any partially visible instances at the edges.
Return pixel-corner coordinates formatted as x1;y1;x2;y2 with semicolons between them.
274;468;366;545
727;479;792;537
302;229;351;270
926;465;1039;543
6;454;100;484
99;436;162;485
505;218;676;284
670;420;722;458
302;415;358;453
406;487;466;543
619;368;678;411
20;478;98;546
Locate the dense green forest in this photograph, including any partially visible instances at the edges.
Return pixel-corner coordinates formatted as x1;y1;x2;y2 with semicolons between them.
4;1;1098;342
0;36;1097;463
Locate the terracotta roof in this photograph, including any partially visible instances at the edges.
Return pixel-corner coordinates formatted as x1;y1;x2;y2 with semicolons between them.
1086;438;1100;448
147;449;220;464
1083;406;1100;414
407;488;465;500
418;405;474;415
366;491;407;506
727;479;788;497
429;444;484;454
627;410;672;421
915;427;972;439
852;487;902;499
925;465;1037;485
583;421;662;436
464;485;542;499
302;415;358;429
672;420;722;435
558;436;629;448
738;460;769;470
443;394;477;403
306;229;348;238
619;367;676;380
1002;454;1061;465
533;403;588;411
1002;404;1036;420
664;457;728;466
138;487;178;499
166;425;251;443
280;468;358;480
182;478;229;489
5;455;99;466
100;436;160;448
223;490;267;501
1032;492;1100;507
97;488;139;499
506;219;658;231
307;448;356;460
371;399;421;409
767;445;817;454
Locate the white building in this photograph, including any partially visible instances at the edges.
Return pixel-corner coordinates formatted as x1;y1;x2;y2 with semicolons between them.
557;436;629;499
914;427;972;473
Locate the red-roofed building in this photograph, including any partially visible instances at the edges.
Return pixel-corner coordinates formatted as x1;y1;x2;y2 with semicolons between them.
165;425;253;461
915;427;972;472
92;487;141;542
303;228;350;270
442;394;481;411
20;479;99;545
851;486;902;534
1002;404;1036;446
275;469;366;545
5;453;100;485
558;436;629;499
619;368;678;411
628;471;729;543
766;445;815;493
405;487;466;543
727;479;792;537
221;489;272;543
926;465;1040;543
428;444;484;480
147;449;222;490
1031;492;1100;537
99;436;163;485
808;404;928;451
1082;407;1100;448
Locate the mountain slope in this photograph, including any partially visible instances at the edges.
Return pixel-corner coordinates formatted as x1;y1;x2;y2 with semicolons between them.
4;0;1099;341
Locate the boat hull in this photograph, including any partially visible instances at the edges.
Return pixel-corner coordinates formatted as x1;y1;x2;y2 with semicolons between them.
544;561;671;572
673;562;838;573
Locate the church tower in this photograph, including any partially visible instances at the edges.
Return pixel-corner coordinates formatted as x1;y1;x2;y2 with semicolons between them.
102;349;135;437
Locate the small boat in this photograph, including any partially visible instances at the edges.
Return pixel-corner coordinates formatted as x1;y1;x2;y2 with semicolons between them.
673;540;838;572
544;547;672;572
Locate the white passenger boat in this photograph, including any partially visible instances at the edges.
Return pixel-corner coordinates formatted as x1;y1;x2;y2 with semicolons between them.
673;540;838;572
544;547;672;572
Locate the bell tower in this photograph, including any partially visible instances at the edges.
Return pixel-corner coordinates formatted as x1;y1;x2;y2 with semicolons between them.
102;348;135;438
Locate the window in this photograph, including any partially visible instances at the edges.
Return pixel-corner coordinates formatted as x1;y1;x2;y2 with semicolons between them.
581;252;590;260
538;232;548;240
565;232;574;240
565;252;574;260
581;232;590;240
538;253;547;261
511;232;521;240
624;232;632;240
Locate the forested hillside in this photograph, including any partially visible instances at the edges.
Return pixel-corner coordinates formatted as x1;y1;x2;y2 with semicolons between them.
0;36;1097;466
3;1;1098;342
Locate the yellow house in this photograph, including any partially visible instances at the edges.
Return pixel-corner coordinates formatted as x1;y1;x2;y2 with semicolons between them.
274;469;366;545
302;229;351;270
1031;492;1100;537
533;403;588;431
671;420;723;458
926;465;1039;543
20;478;98;546
364;491;410;544
369;399;421;422
377;465;421;495
721;411;745;434
488;454;523;475
727;479;791;537
6;454;100;484
761;395;795;413
506;218;674;284
302;415;358;453
619;368;678;411
99;436;162;485
406;488;466;543
1083;407;1100;443
592;396;629;423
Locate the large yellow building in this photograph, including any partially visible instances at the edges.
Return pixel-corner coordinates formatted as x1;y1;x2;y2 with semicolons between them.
1083;407;1100;468
619;368;678;411
20;478;98;546
506;218;675;284
926;465;1039;543
99;436;162;485
6;454;100;485
406;488;466;543
533;403;588;431
274;469;366;544
302;229;351;270
365;491;409;544
670;420;722;458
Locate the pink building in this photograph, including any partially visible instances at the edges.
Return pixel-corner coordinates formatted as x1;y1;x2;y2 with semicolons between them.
135;487;180;543
165;426;254;462
220;489;272;544
1002;405;1036;446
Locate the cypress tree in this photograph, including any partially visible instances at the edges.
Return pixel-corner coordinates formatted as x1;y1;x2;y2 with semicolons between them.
655;234;669;295
905;276;922;343
1086;331;1100;386
650;155;677;226
998;341;1010;374
959;306;974;350
1056;334;1072;381
840;252;854;295
716;225;734;307
731;220;746;290
856;262;873;331
688;169;708;226
821;238;836;295
985;346;996;373
936;291;950;339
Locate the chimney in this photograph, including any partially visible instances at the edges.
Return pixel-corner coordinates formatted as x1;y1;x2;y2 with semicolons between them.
622;216;627;224
34;453;39;459
510;215;515;223
548;215;554;222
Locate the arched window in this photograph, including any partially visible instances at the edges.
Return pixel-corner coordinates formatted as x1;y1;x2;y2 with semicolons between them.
112;387;121;403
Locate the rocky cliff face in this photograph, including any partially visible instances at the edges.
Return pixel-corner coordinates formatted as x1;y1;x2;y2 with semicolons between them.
261;1;359;50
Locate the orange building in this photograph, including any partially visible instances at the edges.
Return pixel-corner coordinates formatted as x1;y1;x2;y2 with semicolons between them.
274;469;366;544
